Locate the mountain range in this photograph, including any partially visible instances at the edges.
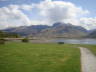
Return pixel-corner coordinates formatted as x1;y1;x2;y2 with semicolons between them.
3;22;96;38
87;29;96;38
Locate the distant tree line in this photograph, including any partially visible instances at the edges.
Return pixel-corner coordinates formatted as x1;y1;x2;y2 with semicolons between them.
0;31;20;38
0;31;20;44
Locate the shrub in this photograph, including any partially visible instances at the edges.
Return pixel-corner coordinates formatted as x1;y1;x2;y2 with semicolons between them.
58;42;64;44
22;37;29;43
0;38;5;44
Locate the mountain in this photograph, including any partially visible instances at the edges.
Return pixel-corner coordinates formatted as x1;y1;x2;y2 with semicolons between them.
3;22;88;38
4;25;50;36
87;29;96;38
37;22;88;38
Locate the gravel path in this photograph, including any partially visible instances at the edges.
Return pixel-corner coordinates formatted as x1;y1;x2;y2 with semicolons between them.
79;47;96;72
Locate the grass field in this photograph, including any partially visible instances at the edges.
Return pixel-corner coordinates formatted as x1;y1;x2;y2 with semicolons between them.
0;42;81;72
79;44;96;55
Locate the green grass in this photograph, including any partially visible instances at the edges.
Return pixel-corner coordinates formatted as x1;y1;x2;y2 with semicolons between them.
0;42;81;72
78;44;96;55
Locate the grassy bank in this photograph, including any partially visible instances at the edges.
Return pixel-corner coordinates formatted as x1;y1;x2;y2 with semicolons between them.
0;42;80;72
79;44;96;55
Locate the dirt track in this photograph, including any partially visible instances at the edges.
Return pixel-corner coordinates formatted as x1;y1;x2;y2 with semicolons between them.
80;47;96;72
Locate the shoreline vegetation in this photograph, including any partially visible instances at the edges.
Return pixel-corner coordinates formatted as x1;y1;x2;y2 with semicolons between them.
0;37;96;44
78;44;96;56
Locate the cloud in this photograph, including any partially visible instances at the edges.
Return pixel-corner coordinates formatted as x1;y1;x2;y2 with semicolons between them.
20;4;33;11
34;0;89;24
9;4;33;11
0;0;95;30
31;20;47;25
32;0;96;30
0;5;31;29
80;17;96;30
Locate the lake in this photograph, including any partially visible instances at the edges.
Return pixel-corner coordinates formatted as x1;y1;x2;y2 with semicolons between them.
52;39;96;45
6;38;96;45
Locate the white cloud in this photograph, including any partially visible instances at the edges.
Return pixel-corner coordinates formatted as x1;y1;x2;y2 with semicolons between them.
20;4;33;11
0;0;96;30
8;4;33;11
0;5;31;29
34;0;89;24
32;0;96;30
80;17;96;30
31;20;47;25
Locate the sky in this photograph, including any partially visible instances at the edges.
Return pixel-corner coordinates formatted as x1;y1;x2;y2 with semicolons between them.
0;0;96;30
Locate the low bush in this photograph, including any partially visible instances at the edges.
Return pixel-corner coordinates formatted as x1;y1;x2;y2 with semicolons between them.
58;42;64;44
22;38;29;43
0;38;5;44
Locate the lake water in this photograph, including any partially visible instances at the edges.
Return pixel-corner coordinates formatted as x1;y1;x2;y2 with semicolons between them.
8;38;96;45
52;39;96;45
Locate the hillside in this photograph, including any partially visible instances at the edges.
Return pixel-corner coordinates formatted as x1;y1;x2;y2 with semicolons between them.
87;30;96;38
0;31;20;38
37;22;87;38
3;22;88;38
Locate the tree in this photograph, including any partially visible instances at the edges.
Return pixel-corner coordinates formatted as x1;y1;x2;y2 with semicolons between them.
58;42;64;44
22;37;29;43
0;38;5;44
0;31;20;38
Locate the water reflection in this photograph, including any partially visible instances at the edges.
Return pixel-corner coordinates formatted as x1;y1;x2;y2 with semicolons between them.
53;39;96;45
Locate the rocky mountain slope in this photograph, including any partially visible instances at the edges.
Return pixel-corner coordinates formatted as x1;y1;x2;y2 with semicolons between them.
87;29;96;38
36;22;88;38
3;22;88;38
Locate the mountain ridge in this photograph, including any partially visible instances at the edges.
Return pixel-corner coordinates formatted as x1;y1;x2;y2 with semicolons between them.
3;22;89;38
